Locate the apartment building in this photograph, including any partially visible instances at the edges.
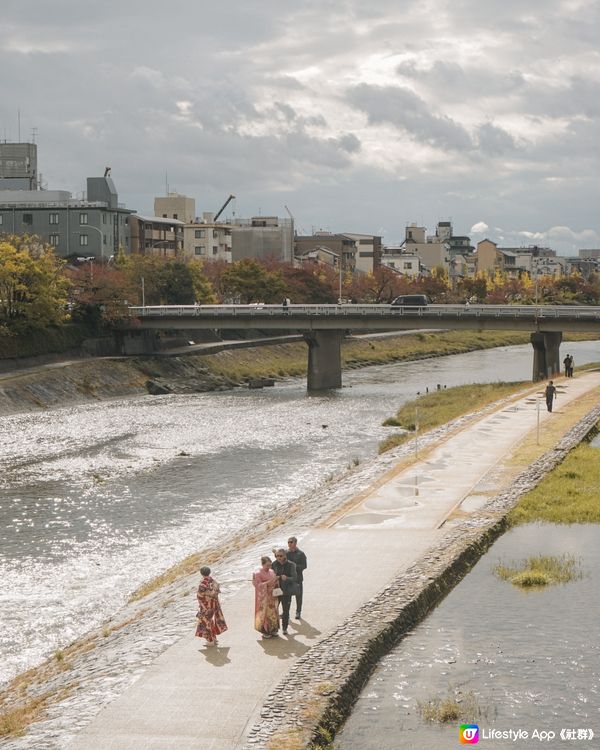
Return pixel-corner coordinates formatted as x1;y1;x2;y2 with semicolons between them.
128;215;184;255
0;167;134;259
295;231;357;272
232;216;294;263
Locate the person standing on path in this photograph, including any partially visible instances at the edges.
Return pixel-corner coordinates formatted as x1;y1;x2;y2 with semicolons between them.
568;355;574;377
286;536;307;620
252;556;280;639
563;354;573;378
545;380;557;412
271;549;297;635
195;566;227;646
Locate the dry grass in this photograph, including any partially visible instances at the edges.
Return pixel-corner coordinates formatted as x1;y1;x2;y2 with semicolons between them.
0;687;73;739
418;690;483;724
494;554;583;588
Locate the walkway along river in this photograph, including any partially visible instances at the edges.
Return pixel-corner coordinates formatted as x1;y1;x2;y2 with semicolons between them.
0;341;599;686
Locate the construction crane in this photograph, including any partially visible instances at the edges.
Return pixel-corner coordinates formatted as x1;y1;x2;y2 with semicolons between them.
214;194;235;222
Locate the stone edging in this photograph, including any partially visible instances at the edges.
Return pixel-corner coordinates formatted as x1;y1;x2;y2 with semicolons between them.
243;402;600;750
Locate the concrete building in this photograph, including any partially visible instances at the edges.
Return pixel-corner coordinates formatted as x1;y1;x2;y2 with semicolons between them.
380;251;421;277
154;193;195;224
340;232;382;273
0;142;38;190
129;215;184;256
476;240;558;278
232;216;294;263
0;173;134;260
579;249;600;259
183;212;232;262
295;232;357;272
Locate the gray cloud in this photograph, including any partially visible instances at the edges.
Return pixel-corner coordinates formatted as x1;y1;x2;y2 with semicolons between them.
347;83;472;151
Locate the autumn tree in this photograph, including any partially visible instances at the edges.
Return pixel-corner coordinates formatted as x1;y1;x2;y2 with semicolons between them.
0;235;70;330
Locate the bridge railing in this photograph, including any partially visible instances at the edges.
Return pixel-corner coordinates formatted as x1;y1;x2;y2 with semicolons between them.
127;304;600;320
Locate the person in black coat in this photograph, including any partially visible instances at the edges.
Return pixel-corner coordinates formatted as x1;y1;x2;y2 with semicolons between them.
286;536;307;620
271;549;297;634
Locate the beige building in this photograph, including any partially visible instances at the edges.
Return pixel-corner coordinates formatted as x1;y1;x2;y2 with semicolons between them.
341;232;382;273
182;212;232;262
380;252;421;277
154;193;196;224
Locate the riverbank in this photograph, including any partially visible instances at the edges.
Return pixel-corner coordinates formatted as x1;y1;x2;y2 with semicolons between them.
0;330;597;416
2;371;600;749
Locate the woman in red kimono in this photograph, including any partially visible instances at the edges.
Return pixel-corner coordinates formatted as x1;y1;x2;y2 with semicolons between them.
195;566;227;646
252;556;279;638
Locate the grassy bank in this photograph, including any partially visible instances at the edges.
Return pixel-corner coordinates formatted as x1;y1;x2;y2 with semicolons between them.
202;330;598;383
507;423;600;525
379;381;530;453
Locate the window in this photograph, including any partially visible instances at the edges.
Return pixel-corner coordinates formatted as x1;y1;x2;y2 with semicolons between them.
212;246;218;255
195;246;205;255
49;234;60;246
49;213;59;225
405;262;413;269
195;229;205;239
79;234;89;246
213;230;218;238
162;214;167;218
23;213;33;225
103;214;107;224
0;215;3;226
79;213;88;225
173;213;178;220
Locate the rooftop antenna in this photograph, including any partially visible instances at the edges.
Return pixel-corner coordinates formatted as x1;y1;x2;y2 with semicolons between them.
31;127;38;143
18;109;21;142
165;170;168;196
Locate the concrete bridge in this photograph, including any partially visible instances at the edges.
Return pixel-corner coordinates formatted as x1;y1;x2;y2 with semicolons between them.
123;303;600;390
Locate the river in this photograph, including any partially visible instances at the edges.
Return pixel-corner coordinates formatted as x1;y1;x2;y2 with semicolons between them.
0;341;598;685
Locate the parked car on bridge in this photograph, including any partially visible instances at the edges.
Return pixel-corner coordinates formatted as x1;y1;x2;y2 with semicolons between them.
390;294;429;307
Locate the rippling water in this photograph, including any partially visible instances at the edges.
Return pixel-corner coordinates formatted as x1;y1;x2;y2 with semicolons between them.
335;524;600;750
1;341;598;684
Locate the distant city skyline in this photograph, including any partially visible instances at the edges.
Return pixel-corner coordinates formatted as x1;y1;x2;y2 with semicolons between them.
1;0;598;254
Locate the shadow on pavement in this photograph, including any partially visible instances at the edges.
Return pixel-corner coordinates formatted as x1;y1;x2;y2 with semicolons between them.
199;645;232;666
258;634;310;659
289;619;321;640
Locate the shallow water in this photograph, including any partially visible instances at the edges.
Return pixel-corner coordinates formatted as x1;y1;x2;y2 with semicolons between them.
335;524;600;750
0;340;598;684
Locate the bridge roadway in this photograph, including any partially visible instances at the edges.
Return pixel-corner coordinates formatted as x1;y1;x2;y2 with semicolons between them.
124;304;600;390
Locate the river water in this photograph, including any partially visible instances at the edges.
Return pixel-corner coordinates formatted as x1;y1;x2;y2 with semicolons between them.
334;524;600;750
0;341;598;685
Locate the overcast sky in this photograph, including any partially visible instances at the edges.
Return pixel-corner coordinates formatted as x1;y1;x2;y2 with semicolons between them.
1;0;599;253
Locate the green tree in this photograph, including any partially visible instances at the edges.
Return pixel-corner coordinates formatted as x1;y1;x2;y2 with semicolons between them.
219;258;285;303
0;235;70;330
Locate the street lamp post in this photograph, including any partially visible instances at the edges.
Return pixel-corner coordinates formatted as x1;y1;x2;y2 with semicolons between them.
77;225;105;263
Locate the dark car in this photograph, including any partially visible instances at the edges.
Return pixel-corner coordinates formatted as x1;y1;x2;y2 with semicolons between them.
390;294;429;307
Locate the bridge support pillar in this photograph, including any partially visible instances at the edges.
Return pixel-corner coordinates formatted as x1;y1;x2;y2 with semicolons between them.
304;331;343;391
531;331;562;381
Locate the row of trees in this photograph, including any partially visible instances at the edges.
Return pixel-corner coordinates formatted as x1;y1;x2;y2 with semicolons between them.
2;234;600;335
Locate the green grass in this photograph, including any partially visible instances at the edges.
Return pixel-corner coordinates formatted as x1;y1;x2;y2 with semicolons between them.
508;428;600;525
379;381;529;453
493;554;582;588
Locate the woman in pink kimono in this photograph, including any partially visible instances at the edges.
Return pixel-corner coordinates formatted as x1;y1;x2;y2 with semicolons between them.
252;556;279;638
195;566;227;646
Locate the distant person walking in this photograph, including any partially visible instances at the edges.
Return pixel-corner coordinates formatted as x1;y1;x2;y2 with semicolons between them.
271;549;297;635
563;354;574;378
252;556;280;639
286;536;307;620
545;380;557;412
195;566;227;646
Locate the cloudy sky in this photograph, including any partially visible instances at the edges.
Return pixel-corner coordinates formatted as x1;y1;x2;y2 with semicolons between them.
2;0;599;253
